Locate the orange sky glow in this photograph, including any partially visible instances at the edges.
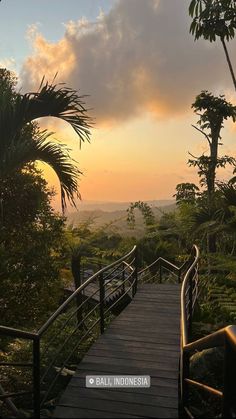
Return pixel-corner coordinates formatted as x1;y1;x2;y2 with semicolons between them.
3;0;236;212
38;113;236;211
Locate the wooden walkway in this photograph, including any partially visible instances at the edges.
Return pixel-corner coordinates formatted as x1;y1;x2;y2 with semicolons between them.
65;280;127;308
54;283;181;418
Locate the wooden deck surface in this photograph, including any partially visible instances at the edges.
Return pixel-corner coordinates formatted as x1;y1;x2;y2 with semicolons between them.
54;283;181;418
65;280;125;307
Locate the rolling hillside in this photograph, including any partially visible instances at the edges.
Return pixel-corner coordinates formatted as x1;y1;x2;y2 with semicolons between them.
67;200;176;237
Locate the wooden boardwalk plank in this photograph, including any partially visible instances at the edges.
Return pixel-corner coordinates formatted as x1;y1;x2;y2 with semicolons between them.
69;378;178;397
54;283;181;418
73;362;178;379
91;339;179;353
59;386;178;408
97;333;180;345
54;398;177;418
106;326;180;335
68;373;178;391
54;406;143;418
81;356;178;371
86;348;179;361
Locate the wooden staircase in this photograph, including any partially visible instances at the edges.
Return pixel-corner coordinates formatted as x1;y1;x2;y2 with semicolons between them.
54;283;181;418
1;245;236;418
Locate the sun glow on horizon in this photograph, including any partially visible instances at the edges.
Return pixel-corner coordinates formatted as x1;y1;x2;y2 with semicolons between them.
15;0;236;211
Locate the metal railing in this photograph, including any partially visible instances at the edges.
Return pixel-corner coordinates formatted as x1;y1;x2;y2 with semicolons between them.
138;254;192;284
5;243;235;418
0;246;137;418
180;245;236;418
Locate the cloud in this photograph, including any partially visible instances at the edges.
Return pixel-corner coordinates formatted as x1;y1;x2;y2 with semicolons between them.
21;0;236;126
0;57;16;71
21;23;76;87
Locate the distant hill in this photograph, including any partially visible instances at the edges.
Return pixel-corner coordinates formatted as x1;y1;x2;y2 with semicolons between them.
67;201;176;237
68;199;174;212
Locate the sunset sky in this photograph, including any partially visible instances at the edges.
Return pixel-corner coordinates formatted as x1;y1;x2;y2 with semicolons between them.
1;0;236;210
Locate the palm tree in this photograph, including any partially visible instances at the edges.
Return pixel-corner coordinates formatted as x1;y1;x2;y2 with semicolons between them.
0;70;92;211
189;0;236;91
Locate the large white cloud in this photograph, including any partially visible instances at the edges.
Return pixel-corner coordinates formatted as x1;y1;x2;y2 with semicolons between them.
21;0;236;125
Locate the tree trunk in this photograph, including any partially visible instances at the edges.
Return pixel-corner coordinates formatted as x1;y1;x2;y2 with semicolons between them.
207;135;217;209
221;37;236;92
207;130;220;253
208;232;217;253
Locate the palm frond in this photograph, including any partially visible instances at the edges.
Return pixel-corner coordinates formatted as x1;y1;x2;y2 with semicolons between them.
27;132;81;212
219;183;236;207
1;130;81;212
0;79;92;209
22;81;93;145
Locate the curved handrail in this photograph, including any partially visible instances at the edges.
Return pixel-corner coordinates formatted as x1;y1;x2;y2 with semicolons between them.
183;325;236;353
181;245;200;347
181;325;236;417
138;256;179;275
0;325;37;340
38;245;136;336
138;251;192;285
0;245;137;418
8;243;236;418
180;246;236;418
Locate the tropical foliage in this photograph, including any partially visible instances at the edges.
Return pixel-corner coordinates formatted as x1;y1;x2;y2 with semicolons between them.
0;167;66;329
189;0;236;90
0;69;92;210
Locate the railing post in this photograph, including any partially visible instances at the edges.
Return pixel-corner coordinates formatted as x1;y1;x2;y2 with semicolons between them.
188;270;193;340
132;247;138;297
122;262;125;294
181;348;190;417
159;262;162;284
222;335;236;417
178;268;181;284
99;271;105;334
33;336;40;418
82;263;84;282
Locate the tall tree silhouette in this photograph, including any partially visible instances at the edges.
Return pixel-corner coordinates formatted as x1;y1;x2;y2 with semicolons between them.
189;91;236;251
189;0;236;91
